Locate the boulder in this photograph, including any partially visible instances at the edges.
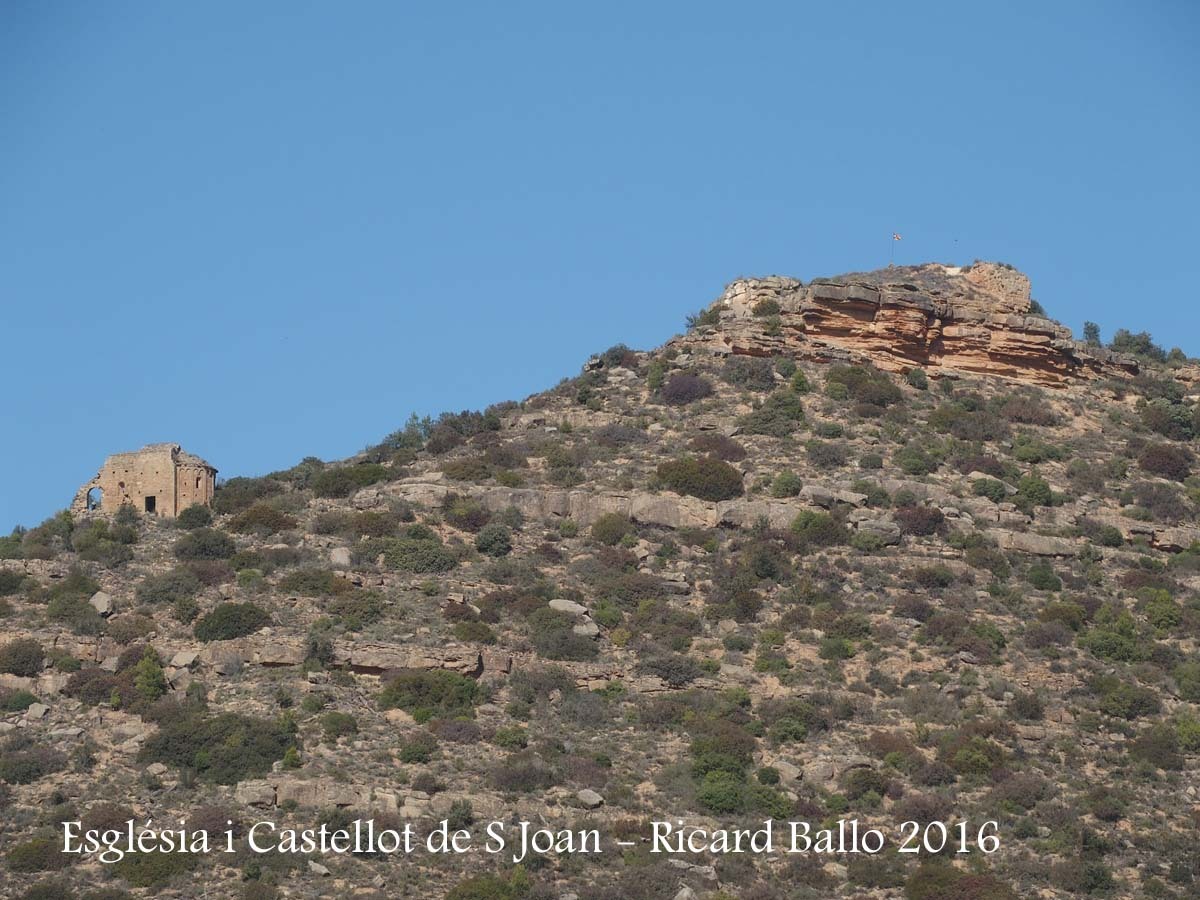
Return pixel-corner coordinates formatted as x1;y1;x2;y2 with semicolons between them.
234;781;276;807
548;598;589;617
855;519;901;545
996;531;1077;556
576;789;604;809
89;591;114;617
802;754;874;790
329;547;352;568
25;702;49;720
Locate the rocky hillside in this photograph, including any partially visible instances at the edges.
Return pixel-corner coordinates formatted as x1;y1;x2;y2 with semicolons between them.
2;262;1200;900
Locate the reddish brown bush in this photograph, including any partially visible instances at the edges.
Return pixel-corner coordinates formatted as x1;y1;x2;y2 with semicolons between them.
1138;442;1193;481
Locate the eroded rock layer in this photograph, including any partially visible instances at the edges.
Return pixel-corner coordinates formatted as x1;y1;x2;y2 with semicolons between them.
676;262;1139;386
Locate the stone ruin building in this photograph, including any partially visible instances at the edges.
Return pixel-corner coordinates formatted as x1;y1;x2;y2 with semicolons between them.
72;443;217;518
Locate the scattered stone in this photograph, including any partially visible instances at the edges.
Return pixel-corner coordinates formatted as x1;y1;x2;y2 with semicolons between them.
89;591;114;617
549;598;589;616
572;620;600;638
25;702;49;719
576;789;604;809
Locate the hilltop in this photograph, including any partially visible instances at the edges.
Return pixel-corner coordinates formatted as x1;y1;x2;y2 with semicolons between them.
2;262;1199;900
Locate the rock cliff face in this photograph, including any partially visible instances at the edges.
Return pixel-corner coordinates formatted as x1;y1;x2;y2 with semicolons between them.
676;262;1139;386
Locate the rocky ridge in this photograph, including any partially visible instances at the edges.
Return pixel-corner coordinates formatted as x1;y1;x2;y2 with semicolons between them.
676;262;1141;386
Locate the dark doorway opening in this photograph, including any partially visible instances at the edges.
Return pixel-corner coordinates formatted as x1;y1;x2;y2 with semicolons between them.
144;496;157;514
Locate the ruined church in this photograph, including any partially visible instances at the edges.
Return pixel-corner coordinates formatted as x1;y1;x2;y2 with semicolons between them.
72;443;217;518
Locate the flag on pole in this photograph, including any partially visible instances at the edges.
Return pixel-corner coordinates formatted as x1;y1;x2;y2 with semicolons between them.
892;233;902;241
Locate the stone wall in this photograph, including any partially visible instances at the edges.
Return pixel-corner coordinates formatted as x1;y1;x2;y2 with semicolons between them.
71;442;216;518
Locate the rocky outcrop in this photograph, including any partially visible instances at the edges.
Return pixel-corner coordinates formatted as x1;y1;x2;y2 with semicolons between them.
677;262;1138;386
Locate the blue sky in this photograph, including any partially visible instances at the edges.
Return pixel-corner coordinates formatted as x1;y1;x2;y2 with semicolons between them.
2;1;1198;529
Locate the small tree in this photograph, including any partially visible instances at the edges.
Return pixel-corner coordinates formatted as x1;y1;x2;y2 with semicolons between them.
133;647;167;702
1083;321;1101;346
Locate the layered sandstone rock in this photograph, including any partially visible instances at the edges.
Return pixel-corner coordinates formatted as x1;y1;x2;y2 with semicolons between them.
677;262;1139;386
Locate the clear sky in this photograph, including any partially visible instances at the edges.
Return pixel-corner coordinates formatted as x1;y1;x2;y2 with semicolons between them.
3;1;1198;529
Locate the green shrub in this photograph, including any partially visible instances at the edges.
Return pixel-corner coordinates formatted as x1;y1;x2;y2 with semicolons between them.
47;595;104;635
22;880;77;900
738;390;805;436
0;569;25;595
475;523;513;557
278;568;351;597
806;440;850;468
1109;328;1166;362
442;457;493;482
0;638;44;676
136;567;202;606
696;770;746;813
656;456;743;501
327;591;385;630
379;669;479;722
790;510;847;548
176;505;213;529
452;621;497;644
173;528;235;560
636;654;702;687
1128;723;1183;770
722;357;776;391
686;306;720;330
446;498;499;536
591;513;633;546
383;538;457;573
311;464;389;498
911;564;955;589
906;368;929;390
211;477;283;515
133;647;167;702
1026;561;1061;591
445;869;531;900
1009;691;1044;721
7;837;70;873
528;608;598;661
139;712;294;783
193;602;271;641
228;503;297;535
71;520;136;567
850;531;887;552
905;862;1017;900
895;446;937;476
0;687;36;712
399;731;438;763
1015;474;1052;507
819;637;854;660
1011;434;1064;463
1093;676;1160;720
0;745;66;784
826;365;902;408
770;471;803;498
112;851;197;888
972;479;1008;503
321;711;358;740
